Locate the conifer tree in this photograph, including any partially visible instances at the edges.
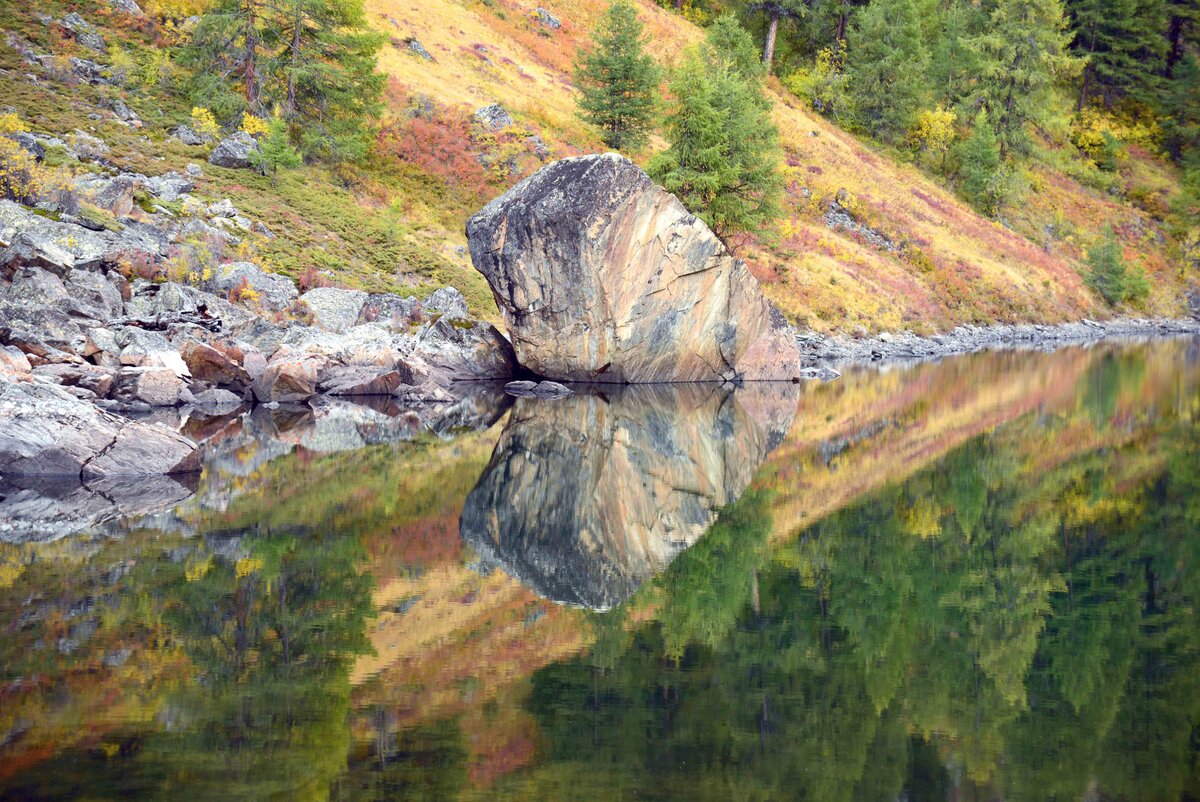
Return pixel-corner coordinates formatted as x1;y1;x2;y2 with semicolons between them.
706;14;766;80
649;28;782;244
184;0;384;161
574;0;660;152
845;0;931;142
1067;0;1167;109
252;116;302;183
957;111;1004;214
965;0;1075;159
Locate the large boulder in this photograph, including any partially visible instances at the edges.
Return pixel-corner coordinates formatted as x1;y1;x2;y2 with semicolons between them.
252;348;331;402
0;380;198;477
214;261;298;311
208;132;260;168
466;153;800;383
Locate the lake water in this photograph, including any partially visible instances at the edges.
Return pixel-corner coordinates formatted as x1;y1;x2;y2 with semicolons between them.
2;337;1199;801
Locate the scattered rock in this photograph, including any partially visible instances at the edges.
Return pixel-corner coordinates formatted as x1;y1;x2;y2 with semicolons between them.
0;380;197;477
59;13;107;52
115;327;190;377
252;349;331;402
300;287;369;333
407;38;433;60
112;366;186;406
466;154;800;383
188;386;243;413
108;98;140;126
208;132;260;169
534;7;561;28
69;130;109;160
474;103;514;132
75;172;137;217
142;171;194;201
214;261;297;311
103;0;144;16
179;339;250;388
173;125;208;146
824;189;897;251
318;365;406;396
424;286;468;319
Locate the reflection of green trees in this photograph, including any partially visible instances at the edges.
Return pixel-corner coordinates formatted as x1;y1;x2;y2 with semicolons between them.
518;386;1200;801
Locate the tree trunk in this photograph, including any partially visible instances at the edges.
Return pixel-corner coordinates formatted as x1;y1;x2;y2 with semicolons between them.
286;0;303;119
241;0;260;111
1165;13;1184;78
674;0;683;10
835;0;849;42
1077;66;1091;112
762;11;780;71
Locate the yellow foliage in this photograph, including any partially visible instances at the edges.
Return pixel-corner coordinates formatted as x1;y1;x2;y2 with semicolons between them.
0;112;25;135
0;138;50;203
191;107;220;140
185;555;213;582
241;113;269;138
908;105;957;165
144;0;212;18
235;557;264;578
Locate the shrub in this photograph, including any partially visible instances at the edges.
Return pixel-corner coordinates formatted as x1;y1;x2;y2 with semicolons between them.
375;113;492;200
1086;227;1149;306
908;105;956;171
783;44;852;125
191;106;220;139
241;113;269;138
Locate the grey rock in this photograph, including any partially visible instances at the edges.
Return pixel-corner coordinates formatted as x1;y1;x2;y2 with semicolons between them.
185;163;203;177
358;292;420;330
504;380;539;397
424;286;468;320
318;365;407;396
60;14;106;52
8;131;45;161
534;7;561;28
188;387;243;413
300;287;369;333
466;154;800;382
410;317;518;385
75;172;137;216
103;0;144;15
142;171;194;201
108;99;139;126
474;103;514;132
69;130;109;160
252;348;331;402
112;366;186;406
65;270;124;322
173;125;208;146
0;345;32;376
115;327;190;377
208;198;237;217
0;199;116;275
408;38;433;60
208;132;259;169
0;379;198;477
214;261;297;311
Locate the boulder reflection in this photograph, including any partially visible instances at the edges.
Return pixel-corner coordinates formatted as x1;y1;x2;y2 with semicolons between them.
460;383;799;610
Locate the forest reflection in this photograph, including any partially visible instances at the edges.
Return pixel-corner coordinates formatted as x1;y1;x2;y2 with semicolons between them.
0;338;1197;801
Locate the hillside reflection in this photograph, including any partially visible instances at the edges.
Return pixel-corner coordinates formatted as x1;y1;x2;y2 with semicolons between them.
0;337;1197;801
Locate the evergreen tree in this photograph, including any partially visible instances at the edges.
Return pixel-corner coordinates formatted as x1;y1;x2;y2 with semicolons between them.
929;0;985;104
1086;227;1149;305
1160;53;1200;169
705;14;765;80
1164;0;1199;78
252;116;302;182
649;42;782;244
747;0;808;73
184;0;384;161
957;110;1004;214
574;0;660;152
845;0;931;142
1067;0;1167;109
965;0;1075;159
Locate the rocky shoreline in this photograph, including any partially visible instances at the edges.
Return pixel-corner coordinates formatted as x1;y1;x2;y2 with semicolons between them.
796;316;1200;368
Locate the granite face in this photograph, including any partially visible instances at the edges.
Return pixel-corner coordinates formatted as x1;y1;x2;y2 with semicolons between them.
467;154;801;383
459;382;799;610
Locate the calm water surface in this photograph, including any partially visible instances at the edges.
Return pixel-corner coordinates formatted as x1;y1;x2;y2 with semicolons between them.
1;337;1199;801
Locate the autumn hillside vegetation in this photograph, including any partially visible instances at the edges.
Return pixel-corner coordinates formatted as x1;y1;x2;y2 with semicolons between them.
0;0;1196;333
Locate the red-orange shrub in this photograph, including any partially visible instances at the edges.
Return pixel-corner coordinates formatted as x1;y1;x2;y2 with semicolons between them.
375;113;492;201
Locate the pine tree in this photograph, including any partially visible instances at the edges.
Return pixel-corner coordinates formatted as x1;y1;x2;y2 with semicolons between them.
957;110;1004;214
965;0;1076;159
1067;0;1167;109
747;0;808;73
1164;0;1199;78
184;0;384;162
845;0;931;142
251;116;302;183
574;0;660;152
648;39;782;244
1160;52;1200;168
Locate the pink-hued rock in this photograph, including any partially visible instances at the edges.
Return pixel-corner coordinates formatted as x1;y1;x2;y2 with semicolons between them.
467;153;800;383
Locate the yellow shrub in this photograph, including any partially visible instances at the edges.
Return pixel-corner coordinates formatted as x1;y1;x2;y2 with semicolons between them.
0;112;25;135
908;105;957;167
241;113;269;138
191;106;220;140
0;138;49;204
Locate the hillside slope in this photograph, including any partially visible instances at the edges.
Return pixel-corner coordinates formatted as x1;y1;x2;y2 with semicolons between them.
0;0;1193;333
